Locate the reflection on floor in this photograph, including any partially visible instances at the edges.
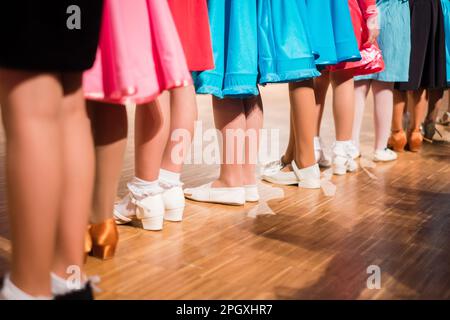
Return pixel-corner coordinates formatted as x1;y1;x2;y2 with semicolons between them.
0;85;449;299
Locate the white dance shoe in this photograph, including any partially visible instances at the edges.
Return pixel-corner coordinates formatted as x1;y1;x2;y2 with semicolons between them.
291;161;321;189
114;186;186;227
262;158;298;185
114;193;136;225
245;185;260;202
332;142;358;175
184;183;246;206
373;148;397;162
314;137;332;168
161;185;186;221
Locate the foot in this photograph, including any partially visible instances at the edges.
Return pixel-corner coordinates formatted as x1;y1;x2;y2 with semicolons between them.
332;142;358;176
291;161;321;189
346;141;361;160
184;182;245;206
261;158;287;176
407;129;423;152
373;148;398;162
161;185;185;222
244;185;260;202
113;193;136;225
133;193;165;231
388;130;407;152
262;163;298;185
314;137;332;168
423;120;436;141
88;219;119;260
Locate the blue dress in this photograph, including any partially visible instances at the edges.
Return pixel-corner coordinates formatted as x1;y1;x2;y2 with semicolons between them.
305;0;361;66
193;0;320;99
442;0;450;83
356;0;411;82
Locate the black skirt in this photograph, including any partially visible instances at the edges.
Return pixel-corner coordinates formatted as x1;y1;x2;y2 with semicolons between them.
0;1;103;72
396;0;447;91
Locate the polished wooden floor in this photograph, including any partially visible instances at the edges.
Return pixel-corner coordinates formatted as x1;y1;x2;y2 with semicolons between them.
0;85;449;299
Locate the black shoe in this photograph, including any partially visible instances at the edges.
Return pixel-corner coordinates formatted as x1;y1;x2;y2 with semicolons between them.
54;282;94;300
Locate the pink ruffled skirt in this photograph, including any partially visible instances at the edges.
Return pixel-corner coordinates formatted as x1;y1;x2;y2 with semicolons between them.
83;0;192;105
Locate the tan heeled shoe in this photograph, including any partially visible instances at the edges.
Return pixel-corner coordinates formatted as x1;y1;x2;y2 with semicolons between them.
407;130;423;152
86;219;119;260
388;130;407;152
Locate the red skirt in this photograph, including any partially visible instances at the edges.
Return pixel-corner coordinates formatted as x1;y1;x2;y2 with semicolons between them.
329;0;384;76
168;0;214;72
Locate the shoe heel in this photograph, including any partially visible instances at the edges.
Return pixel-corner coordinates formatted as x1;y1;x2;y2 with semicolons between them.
164;208;184;222
388;131;407;152
92;244;117;260
141;215;164;231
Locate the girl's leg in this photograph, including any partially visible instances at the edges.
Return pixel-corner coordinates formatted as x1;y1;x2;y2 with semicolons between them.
52;74;95;282
115;96;175;230
314;72;331;136
282;71;329;166
353;80;371;150
289;80;317;168
135;99;170;182
243;95;264;186
88;101;128;224
212;97;246;188
372;81;394;151
160;85;197;176
0;70;63;297
281;107;295;164
426;89;444;122
409;89;427;132
392;89;407;131
330;70;355;141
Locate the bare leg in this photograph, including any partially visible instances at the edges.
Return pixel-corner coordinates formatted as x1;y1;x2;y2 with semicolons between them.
314;72;331;136
243;95;263;185
0;70;63;297
135;99;169;181
330;70;355;141
353;80;371;150
372;81;394;151
212;97;246;188
88;102;128;224
409;89;427;131
426;89;444;122
160;85;197;174
282;107;296;164
52;74;95;279
392;89;407;131
289;80;317;168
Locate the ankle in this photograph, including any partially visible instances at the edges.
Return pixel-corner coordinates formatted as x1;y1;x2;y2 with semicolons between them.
213;178;243;188
128;176;163;199
159;168;182;188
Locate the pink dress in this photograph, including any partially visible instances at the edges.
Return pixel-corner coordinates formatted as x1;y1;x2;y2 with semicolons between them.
83;0;192;105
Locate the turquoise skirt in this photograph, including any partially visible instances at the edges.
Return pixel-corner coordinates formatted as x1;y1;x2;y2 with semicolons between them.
356;0;411;82
193;0;320;99
442;0;450;83
305;0;361;66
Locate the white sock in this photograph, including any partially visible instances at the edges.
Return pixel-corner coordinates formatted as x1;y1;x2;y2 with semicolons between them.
313;136;321;150
127;177;163;200
51;273;88;296
159;169;182;188
1;274;52;300
334;140;351;149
